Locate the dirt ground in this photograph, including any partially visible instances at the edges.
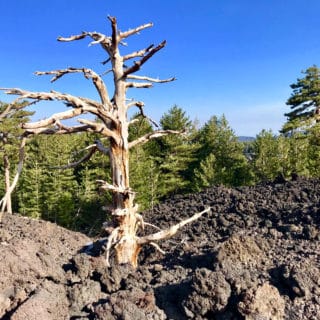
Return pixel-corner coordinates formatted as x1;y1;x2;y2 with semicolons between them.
0;177;319;319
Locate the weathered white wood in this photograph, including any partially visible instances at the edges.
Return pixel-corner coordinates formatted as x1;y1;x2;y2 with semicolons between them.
0;138;26;213
1;16;206;268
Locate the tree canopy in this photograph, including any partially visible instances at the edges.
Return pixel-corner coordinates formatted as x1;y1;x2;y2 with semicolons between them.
282;65;320;134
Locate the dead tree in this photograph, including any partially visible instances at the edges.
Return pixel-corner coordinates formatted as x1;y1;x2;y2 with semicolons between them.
1;17;209;267
0;103;29;214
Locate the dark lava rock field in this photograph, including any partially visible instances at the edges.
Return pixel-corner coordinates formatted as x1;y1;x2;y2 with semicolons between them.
0;177;319;319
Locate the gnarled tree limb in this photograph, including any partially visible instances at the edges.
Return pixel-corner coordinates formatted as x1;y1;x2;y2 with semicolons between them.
126;82;153;89
122;40;167;77
97;179;134;195
128;129;183;149
1;88;106;120
123;44;154;61
127;75;176;83
0;138;27;213
23;124;94;136
77;119;120;142
138;207;211;245
119;22;153;40
51;145;98;169
35;68;111;106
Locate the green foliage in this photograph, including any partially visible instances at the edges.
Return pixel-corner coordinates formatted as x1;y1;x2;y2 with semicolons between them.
128;114;161;209
16;133;109;232
192;115;253;189
17;159;44;218
252;129;312;181
0;101;33;150
282;65;320;134
193;153;216;191
252;130;282;181
307;123;320;177
155;105;198;197
0;101;34;210
6;100;320;234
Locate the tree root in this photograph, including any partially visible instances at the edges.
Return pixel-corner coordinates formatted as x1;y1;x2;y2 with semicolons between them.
104;207;211;267
138;207;211;245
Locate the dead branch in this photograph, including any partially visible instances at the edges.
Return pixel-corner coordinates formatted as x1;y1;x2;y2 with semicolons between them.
119;22;153;40
58;31;113;58
126;100;145;110
51;145;97;169
149;242;166;255
0;103;27;121
128;129;182;149
126;82;153;89
127;75;176;83
57;32;88;42
77;119;119;142
23;124;93;136
122;41;167;77
50;137;111;169
97;180;134;195
127;101;159;127
123;44;154;61
0;138;27;212
94;139;110;155
135;213;161;232
35;68;111;106
138;207;211;245
2;88;104;117
23;108;83;129
108;16;118;49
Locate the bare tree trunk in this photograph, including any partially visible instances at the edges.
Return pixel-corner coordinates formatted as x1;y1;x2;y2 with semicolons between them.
3;154;12;213
109;140;140;266
0;138;26;214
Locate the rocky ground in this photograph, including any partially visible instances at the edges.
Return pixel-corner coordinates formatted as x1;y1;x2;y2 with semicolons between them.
0;177;319;319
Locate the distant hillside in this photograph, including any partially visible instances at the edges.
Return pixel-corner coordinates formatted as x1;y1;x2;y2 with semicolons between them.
238;136;255;142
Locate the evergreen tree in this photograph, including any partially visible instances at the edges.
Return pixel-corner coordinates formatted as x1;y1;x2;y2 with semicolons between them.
73;147;111;235
252;130;281;181
251;129;314;182
287;132;310;177
307;123;320;177
17;157;43;218
193;153;216;191
129;115;161;209
155;105;198;197
192;115;252;189
282;65;320;134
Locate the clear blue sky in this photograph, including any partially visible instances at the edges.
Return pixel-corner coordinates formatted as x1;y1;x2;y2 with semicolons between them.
1;0;320;136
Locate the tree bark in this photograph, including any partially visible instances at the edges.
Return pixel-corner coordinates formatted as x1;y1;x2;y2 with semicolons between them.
3;154;12;213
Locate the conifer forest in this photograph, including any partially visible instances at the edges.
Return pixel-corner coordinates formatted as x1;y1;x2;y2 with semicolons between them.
1;96;320;235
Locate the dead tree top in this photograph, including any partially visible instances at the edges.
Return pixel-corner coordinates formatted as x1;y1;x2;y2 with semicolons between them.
1;16;176;140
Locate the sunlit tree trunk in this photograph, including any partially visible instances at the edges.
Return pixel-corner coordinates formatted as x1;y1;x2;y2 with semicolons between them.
1;16;209;267
3;154;12;213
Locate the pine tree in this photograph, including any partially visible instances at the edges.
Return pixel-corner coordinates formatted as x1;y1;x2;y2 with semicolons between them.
282;65;320;134
17;157;43;218
307;123;320;177
287;132;310;177
193;115;252;188
129;115;161;209
38;135;79;226
252;130;281;181
155;105;198;197
193;153;216;191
